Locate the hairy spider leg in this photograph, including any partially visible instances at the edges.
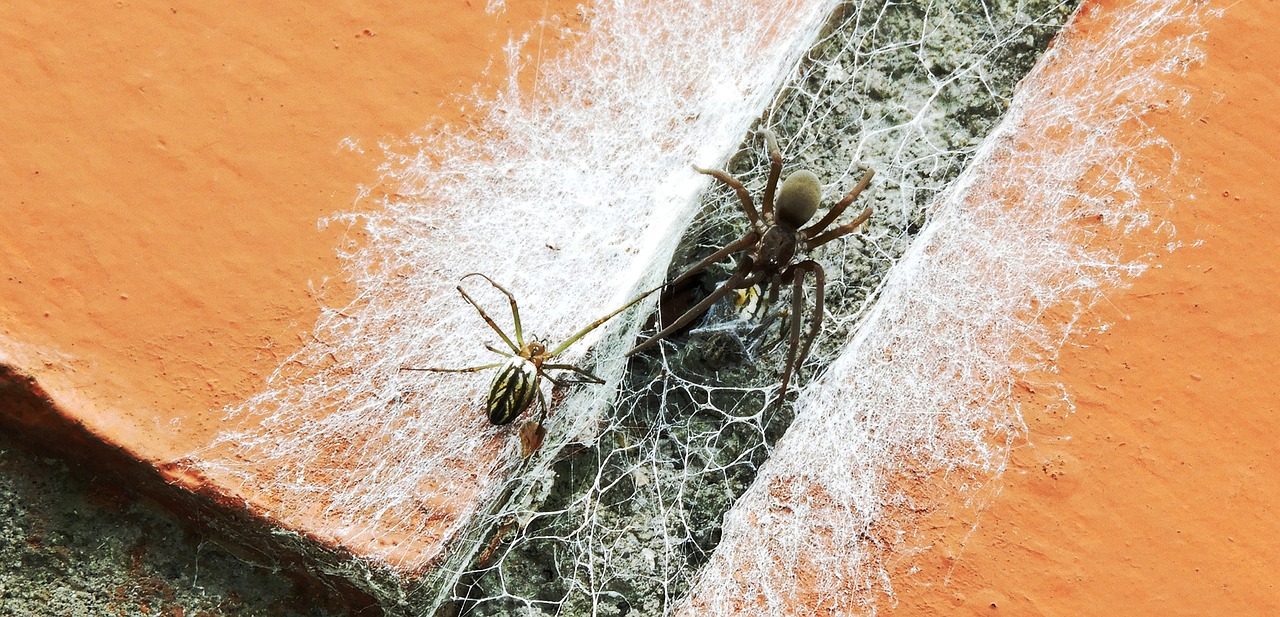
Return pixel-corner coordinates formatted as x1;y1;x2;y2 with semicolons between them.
805;205;873;249
692;166;764;231
800;168;875;238
459;272;525;351
766;270;785;304
780;267;806;401
777;260;825;404
669;232;759;287
758;128;783;223
627;263;766;356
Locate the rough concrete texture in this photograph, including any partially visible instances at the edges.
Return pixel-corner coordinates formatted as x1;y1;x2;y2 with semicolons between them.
11;0;1272;615
450;1;1077;615
0;0;582;614
1;0;1075;613
0;430;349;616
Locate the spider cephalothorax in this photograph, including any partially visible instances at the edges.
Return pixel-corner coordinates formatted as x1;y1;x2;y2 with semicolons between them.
628;129;874;404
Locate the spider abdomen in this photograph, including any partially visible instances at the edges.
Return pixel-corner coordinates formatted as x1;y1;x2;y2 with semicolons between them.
487;356;540;425
775;170;821;228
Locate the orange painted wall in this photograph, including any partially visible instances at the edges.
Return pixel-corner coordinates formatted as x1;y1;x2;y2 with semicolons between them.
889;2;1280;614
1;1;580;457
6;0;1277;611
0;0;583;582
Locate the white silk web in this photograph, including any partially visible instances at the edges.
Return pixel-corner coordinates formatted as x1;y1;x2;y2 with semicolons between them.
196;0;836;611
193;0;1213;615
426;0;1088;615
682;1;1216;614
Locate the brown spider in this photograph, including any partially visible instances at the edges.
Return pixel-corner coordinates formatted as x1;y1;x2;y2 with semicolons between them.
627;129;874;403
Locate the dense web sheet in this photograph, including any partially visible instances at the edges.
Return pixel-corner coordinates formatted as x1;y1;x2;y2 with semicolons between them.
680;1;1217;614
194;0;837;611
193;0;1214;614
454;1;1083;615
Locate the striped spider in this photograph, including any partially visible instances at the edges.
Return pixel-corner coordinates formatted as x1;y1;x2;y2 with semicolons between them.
403;274;655;450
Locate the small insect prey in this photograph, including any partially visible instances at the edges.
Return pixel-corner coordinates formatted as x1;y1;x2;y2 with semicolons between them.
628;129;875;404
402;273;657;427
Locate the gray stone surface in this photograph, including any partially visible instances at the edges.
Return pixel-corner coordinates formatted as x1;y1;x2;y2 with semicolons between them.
0;431;350;616
455;1;1079;615
0;1;1079;616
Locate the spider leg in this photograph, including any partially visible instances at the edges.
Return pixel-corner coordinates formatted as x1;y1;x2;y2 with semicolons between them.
400;362;506;373
800;167;874;238
543;372;574;390
543;363;606;385
692;165;764;232
670;231;758;287
776;261;825;405
767;271;782;304
628;269;757;356
776;268;805;404
533;388;550;424
547;284;664;357
746;304;785;352
456;273;523;352
758;129;782;224
804;205;873;249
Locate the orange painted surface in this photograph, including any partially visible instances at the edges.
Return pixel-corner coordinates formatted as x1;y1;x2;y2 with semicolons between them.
8;0;1277;610
1;0;580;572
889;1;1280;614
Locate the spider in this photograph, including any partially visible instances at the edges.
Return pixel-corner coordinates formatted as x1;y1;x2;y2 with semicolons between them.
627;129;874;403
402;273;657;429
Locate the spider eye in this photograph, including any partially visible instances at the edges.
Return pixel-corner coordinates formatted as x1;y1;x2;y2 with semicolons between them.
776;170;821;228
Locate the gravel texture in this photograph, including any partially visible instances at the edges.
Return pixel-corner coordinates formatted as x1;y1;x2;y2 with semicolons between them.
0;431;351;617
455;1;1078;616
0;1;1077;616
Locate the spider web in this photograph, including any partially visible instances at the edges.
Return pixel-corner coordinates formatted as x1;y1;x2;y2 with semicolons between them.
194;0;836;611
191;0;1216;615
680;1;1217;614
448;1;1093;614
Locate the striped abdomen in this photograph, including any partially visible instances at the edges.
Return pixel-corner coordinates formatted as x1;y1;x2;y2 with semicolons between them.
486;356;540;425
